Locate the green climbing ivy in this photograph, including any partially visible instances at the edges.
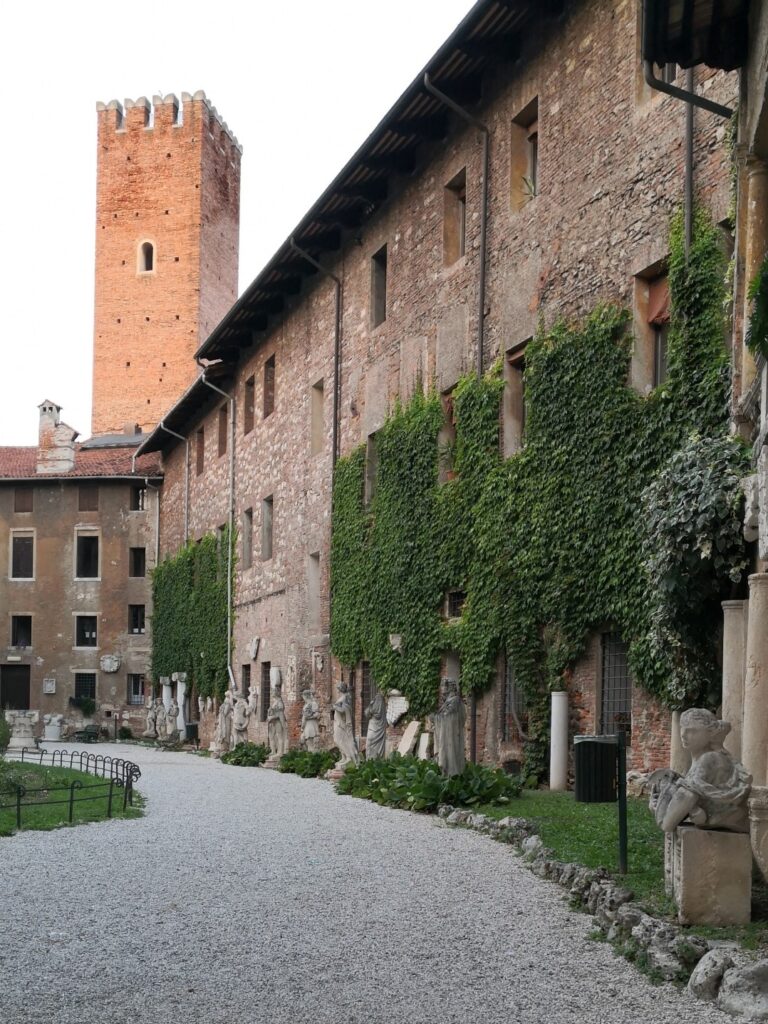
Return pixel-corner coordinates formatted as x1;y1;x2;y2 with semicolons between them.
745;253;768;361
331;208;747;777
151;528;235;699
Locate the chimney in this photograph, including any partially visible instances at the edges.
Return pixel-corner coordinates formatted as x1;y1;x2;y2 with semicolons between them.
37;400;78;473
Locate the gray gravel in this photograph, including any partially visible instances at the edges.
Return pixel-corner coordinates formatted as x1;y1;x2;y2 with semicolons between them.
0;743;730;1024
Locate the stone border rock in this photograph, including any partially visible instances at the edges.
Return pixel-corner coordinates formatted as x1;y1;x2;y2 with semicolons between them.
437;805;768;1021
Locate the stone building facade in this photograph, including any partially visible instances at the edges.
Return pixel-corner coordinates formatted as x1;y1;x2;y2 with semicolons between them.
91;91;241;436
0;402;161;737
138;0;738;770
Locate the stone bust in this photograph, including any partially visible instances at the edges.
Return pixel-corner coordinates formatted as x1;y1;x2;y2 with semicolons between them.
648;708;752;833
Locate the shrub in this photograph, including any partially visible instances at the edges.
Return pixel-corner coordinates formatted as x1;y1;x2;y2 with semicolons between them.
0;716;9;754
279;748;339;777
118;726;133;740
337;754;522;813
220;742;270;767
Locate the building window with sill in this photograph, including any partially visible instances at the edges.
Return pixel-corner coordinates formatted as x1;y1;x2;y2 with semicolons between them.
75;615;98;648
127;673;145;705
444;168;467;266
75;533;99;580
502;342;528;457
128;605;146;634
371;245;387;327
10;532;34;579
11;615;32;648
75;672;96;702
511;97;538;212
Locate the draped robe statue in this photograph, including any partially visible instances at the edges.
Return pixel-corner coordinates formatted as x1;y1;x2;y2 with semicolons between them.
300;689;320;752
267;682;288;757
333;682;359;768
365;689;387;760
432;679;466;777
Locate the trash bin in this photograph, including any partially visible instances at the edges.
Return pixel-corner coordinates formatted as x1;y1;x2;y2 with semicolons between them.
185;722;199;744
573;735;617;803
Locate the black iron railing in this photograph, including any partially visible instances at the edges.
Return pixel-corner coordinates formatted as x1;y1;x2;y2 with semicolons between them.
1;748;141;832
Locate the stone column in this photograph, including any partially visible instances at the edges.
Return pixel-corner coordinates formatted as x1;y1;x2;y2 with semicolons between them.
721;600;748;759
669;710;691;775
741;573;768;786
742;158;768;395
175;673;188;733
160;676;172;711
549;690;568;792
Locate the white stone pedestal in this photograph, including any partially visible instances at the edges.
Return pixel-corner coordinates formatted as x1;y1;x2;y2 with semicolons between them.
6;710;39;751
668;826;752;926
549;691;568;791
749;786;768;882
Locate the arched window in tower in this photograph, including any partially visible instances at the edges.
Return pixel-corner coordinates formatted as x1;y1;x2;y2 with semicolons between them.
138;241;154;273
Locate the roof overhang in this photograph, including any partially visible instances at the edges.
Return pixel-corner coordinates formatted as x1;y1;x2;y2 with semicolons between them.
642;0;750;71
135;364;233;455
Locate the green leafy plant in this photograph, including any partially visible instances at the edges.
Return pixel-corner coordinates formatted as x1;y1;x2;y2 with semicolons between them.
745;253;768;360
220;742;269;767
0;716;9;754
278;748;339;777
117;726;133;741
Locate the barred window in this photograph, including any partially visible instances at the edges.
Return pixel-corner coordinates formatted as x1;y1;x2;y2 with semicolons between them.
260;662;271;722
600;631;632;744
501;659;527;742
127;674;145;705
75;673;96;701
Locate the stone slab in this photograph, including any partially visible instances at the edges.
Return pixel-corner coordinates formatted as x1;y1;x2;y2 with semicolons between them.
417;732;432;760
673;826;752;926
397;721;420;756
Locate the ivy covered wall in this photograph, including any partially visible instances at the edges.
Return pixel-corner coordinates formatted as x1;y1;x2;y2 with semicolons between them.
151;529;234;699
330;210;749;774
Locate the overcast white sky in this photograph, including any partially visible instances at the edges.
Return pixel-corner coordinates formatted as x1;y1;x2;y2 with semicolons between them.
0;0;473;445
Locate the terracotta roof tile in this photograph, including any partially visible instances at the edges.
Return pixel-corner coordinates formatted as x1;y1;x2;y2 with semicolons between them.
0;445;162;480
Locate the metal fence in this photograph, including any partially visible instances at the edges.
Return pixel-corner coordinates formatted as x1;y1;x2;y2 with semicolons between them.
1;747;141;832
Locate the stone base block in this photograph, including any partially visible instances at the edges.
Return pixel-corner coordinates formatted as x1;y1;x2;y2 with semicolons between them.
671;826;751;926
749;787;768;883
263;755;281;770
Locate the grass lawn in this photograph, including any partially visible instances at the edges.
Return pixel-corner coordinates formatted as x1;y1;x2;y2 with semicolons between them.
0;762;142;837
478;790;768;952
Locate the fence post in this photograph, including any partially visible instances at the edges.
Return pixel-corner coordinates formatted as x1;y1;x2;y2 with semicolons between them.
122;780;129;811
16;785;25;830
68;781;82;823
107;778;115;818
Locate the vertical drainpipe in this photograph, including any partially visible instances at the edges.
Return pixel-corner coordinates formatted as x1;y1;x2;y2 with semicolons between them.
289;237;343;657
424;72;490;762
196;368;237;692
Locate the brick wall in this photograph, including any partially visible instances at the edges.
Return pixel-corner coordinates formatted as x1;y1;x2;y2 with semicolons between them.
92;93;240;436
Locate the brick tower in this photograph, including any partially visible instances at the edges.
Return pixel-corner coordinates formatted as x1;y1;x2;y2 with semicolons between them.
91;91;241;435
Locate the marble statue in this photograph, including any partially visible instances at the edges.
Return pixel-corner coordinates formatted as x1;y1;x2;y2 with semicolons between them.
232;694;252;747
648;708;752;833
142;699;158;739
332;681;359;768
248;687;259;717
214;691;234;752
267;681;288;757
300;689;320;752
365;689;387;760
431;678;466;778
206;696;213;714
42;713;64;742
155;701;167;740
166;698;180;740
198;696;205;717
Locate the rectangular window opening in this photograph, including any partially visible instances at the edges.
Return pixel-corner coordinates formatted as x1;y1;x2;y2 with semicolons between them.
11;615;32;648
127;673;145;705
501;658;528;742
76;533;99;579
129;547;146;577
503;343;528;457
438;390;457;483
308;551;321;630
263;355;276;418
11;533;34;579
244;376;255;434
511;97;539;212
196;428;205;476
218;404;228;457
75;672;96;701
364;433;379;506
128;604;146;634
260;662;271;721
75;615;98;648
446;590;467;619
371;244;388;327
14;487;33;513
241;664;251;701
310;379;325;455
444;168;467;266
242;508;253;570
261;495;274;561
78;484;99;512
130;485;147;511
600;631;632;744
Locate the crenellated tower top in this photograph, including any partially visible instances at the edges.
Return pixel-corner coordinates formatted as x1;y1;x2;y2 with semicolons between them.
95;91;243;154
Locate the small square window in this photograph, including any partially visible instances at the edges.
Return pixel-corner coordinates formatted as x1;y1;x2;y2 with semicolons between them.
78;485;99;512
128;605;146;634
130;485;147;511
446;590;466;619
76;616;98;647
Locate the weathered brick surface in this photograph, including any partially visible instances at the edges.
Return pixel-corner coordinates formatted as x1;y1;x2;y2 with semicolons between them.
157;0;736;767
92;94;240;436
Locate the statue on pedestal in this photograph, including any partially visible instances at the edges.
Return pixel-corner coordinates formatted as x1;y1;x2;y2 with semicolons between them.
332;681;359;768
267;681;288;757
431;678;466;778
648;708;752;833
213;691;234;752
232;694;252;747
300;689;320;752
166;698;180;741
155;701;167;741
142;699;158;739
365;689;387;760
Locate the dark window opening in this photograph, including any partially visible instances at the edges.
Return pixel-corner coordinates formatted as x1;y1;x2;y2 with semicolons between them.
244;376;255;434
139;241;154;272
371;244;388;327
130;485;147;511
14;487;33;513
503;345;528;457
196;428;205;476
260;662;271;721
11;535;33;579
129;605;146;634
263;355;276;418
600;631;632;744
218;404;228;456
129;547;146;577
11;615;32;648
76;616;98;648
444;168;467;265
501;659;528;742
78;485;99;512
127;673;145;705
75;672;96;701
446;590;466;619
76;534;99;578
242;508;253;570
241;664;251;701
261;496;274;560
364;433;379;506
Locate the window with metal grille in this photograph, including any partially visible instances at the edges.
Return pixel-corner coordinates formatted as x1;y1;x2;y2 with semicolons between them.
78;485;99;512
446;590;466;619
242;664;251;701
75;672;96;701
75;616;97;647
128;605;146;634
360;662;375;732
76;534;99;579
11;615;32;648
130;485;147;511
127;673;145;705
600;632;632;743
501;659;527;742
260;662;271;722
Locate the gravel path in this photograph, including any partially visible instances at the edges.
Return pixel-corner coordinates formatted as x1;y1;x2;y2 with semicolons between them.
0;743;730;1024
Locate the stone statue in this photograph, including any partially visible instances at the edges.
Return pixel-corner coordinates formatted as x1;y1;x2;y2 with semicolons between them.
332;681;359;768
232;694;252;747
365;689;387;760
214;691;234;752
248;687;259;717
300;689;320;752
166;698;180;740
431;678;466;778
648;708;752;833
206;696;213;714
155;701;167;740
267;681;288;757
42;713;64;742
142;699;158;739
198;696;205;717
